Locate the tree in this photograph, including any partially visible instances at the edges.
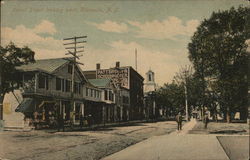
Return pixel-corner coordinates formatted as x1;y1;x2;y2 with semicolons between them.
156;83;185;117
188;6;249;122
0;42;35;120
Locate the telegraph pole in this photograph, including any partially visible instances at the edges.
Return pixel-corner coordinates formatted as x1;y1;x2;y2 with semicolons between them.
184;81;189;121
63;36;87;127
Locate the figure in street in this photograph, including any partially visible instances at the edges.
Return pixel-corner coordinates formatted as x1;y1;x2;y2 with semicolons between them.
204;114;209;129
176;112;183;130
79;114;84;129
57;115;65;132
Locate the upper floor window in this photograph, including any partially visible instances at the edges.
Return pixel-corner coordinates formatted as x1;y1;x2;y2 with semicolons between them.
86;88;89;96
104;90;108;100
56;78;61;90
90;89;94;97
108;90;114;101
68;65;73;74
38;74;49;90
66;80;71;92
74;82;81;95
62;79;65;92
148;74;152;81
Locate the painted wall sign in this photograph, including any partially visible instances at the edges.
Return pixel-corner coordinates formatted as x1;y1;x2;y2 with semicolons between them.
96;68;129;89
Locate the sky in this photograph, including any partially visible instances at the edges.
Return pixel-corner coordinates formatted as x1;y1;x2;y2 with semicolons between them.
1;0;249;85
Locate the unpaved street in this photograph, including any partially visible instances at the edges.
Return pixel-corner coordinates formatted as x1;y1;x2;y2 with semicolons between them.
0;121;177;160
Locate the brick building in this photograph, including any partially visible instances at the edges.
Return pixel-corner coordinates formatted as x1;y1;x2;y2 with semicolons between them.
83;62;144;120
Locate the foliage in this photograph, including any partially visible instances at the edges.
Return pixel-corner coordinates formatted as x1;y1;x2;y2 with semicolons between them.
156;82;185;116
188;6;249;121
0;42;35;102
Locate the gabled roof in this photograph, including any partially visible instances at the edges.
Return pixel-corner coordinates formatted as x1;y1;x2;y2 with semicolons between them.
16;57;73;73
88;79;111;88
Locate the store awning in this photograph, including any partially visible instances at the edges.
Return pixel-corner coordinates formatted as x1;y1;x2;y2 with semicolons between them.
15;98;35;113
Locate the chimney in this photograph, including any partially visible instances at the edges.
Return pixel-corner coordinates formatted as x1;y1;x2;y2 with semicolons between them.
96;63;100;70
116;61;120;68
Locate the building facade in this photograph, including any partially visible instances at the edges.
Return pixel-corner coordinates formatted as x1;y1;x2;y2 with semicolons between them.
83;62;144;120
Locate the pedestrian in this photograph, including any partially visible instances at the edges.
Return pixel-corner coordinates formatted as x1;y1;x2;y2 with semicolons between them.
204;114;209;129
79;114;84;129
57;115;65;132
176;112;183;130
88;114;92;128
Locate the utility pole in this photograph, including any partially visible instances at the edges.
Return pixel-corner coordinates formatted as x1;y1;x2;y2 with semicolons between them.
184;81;189;121
63;36;87;127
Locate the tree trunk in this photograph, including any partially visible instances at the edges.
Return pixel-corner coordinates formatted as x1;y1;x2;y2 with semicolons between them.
226;107;231;123
0;95;4;120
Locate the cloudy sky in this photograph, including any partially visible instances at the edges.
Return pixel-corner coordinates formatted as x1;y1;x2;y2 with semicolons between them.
1;0;249;85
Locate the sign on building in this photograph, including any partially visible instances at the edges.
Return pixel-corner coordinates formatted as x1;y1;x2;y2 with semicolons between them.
96;68;129;89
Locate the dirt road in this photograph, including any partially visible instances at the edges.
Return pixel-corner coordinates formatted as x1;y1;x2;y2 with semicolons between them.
0;121;177;160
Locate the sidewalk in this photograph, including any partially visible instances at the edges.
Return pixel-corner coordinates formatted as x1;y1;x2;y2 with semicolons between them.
102;120;230;160
170;118;197;135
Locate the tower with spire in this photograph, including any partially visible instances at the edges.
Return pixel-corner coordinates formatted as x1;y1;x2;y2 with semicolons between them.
144;69;156;93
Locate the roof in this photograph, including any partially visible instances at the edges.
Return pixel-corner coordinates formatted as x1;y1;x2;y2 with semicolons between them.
83;70;97;79
15;98;35;113
16;57;72;73
88;79;111;87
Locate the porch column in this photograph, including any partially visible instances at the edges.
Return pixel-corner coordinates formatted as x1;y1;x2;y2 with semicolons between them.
81;103;84;117
120;106;123;121
102;105;105;124
73;101;76;124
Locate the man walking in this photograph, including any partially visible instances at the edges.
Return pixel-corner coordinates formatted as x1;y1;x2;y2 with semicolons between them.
176;112;183;130
204;114;209;129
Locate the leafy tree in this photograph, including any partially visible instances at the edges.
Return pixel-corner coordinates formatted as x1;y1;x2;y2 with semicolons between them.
156;83;185;117
188;6;249;122
0;42;35;120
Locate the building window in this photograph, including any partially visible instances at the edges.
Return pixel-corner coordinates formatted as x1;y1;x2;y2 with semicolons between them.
86;88;89;96
38;74;49;89
104;90;108;100
99;91;101;98
73;82;81;95
66;80;71;92
62;79;65;92
68;64;73;74
109;91;113;101
148;74;152;81
74;82;78;94
56;78;61;90
94;90;97;98
91;89;94;97
78;83;81;94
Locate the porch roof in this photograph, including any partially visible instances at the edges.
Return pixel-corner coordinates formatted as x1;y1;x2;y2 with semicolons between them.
15;98;35;113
